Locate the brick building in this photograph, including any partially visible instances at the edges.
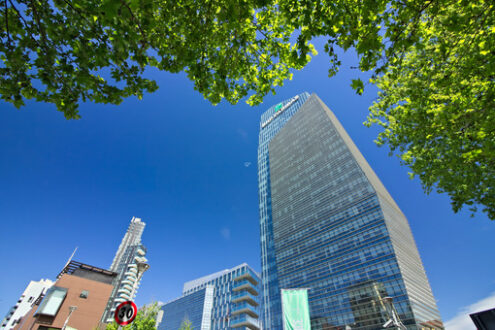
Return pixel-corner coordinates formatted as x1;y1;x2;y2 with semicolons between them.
14;261;116;330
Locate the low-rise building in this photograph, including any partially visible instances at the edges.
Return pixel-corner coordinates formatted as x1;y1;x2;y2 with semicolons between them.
1;279;54;329
158;263;260;330
13;260;116;330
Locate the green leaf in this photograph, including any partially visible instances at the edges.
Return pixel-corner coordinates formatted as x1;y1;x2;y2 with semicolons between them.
351;78;364;95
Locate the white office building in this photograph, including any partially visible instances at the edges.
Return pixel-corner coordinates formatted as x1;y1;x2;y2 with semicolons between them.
1;279;54;329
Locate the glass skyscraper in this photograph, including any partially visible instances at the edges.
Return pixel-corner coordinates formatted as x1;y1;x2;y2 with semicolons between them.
257;93;443;329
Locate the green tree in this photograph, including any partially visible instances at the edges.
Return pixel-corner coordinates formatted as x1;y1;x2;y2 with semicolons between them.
178;319;193;330
106;303;159;330
2;0;493;217
0;0;440;119
276;0;495;218
0;0;313;118
365;0;494;219
1;0;480;118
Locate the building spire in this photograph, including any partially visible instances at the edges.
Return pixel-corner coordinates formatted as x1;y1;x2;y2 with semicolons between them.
62;246;78;270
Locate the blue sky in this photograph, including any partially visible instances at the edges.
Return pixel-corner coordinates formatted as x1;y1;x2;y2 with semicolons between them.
1;39;494;327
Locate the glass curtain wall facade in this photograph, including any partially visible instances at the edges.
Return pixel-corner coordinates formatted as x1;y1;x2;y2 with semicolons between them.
258;92;311;329
159;286;214;330
182;263;261;330
258;93;443;329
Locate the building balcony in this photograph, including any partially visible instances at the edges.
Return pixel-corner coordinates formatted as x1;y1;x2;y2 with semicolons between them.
118;287;131;295
121;279;134;286
232;280;258;295
231;302;259;318
233;268;259;285
118;285;132;294
118;288;132;298
127;265;138;272
232;291;259;306
230;315;260;330
124;271;137;279
120;292;131;300
134;256;147;263
122;280;133;287
120;287;133;297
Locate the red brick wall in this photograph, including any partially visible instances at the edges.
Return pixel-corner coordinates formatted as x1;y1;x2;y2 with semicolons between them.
16;273;113;330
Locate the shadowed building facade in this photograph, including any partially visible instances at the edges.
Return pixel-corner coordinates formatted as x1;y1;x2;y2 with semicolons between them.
257;93;443;329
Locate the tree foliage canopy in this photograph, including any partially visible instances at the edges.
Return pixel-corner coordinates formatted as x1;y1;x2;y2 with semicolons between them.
1;0;314;118
2;0;493;218
0;0;448;118
365;0;494;219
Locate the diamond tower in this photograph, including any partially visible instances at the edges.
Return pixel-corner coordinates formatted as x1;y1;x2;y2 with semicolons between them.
257;93;443;329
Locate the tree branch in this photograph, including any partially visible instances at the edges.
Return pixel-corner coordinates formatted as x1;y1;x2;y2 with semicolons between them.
60;0;110;50
3;0;11;45
28;0;49;48
120;0;148;47
7;0;27;28
7;0;41;47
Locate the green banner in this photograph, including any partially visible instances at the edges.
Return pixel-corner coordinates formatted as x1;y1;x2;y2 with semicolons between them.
281;289;311;330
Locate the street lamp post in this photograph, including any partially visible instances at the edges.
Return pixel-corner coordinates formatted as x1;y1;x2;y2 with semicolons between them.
62;306;77;330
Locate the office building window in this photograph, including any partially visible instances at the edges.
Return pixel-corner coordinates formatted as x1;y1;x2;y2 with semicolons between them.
36;287;67;316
